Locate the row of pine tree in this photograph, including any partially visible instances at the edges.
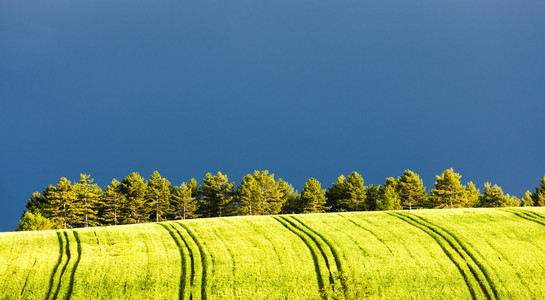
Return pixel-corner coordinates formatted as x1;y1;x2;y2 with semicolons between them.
17;169;545;231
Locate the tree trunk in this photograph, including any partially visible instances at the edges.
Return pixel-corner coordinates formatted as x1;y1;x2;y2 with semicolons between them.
85;196;89;228
63;202;67;229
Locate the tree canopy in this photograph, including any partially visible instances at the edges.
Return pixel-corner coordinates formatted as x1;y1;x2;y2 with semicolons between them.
17;168;540;230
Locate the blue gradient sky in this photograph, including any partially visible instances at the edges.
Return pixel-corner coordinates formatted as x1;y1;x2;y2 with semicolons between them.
1;0;544;231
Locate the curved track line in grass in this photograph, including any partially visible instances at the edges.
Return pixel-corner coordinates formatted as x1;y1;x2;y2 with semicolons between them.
52;232;71;300
174;226;195;299
482;237;530;296
504;209;545;227
66;231;82;300
171;223;199;300
399;212;501;300
212;221;236;297
272;216;327;293
20;258;37;297
227;218;283;264
409;214;501;299
46;232;65;300
522;210;545;221
158;223;187;300
339;214;394;255
388;212;481;300
280;216;335;286
324;216;369;257
93;231;100;246
290;216;346;290
178;222;208;300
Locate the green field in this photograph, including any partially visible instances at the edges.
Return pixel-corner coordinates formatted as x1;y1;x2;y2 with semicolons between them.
2;207;545;299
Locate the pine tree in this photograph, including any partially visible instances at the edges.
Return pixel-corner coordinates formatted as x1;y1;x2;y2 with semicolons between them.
277;178;298;214
187;178;199;199
365;184;380;211
199;172;236;217
300;178;327;213
344;172;367;211
101;179;125;226
73;174;102;227
376;178;401;211
326;172;367;212
481;183;519;207
326;175;347;212
428;169;465;208
25;191;48;215
45;177;77;229
464;182;481;208
120;172;148;223
521;191;534;207
531;176;545;206
171;182;198;220
147;171;172;222
398;170;427;210
237;170;283;215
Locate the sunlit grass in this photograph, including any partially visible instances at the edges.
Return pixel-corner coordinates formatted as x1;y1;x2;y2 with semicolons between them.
1;208;545;299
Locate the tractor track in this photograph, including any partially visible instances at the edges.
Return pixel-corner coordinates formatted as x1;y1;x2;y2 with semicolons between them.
389;212;498;300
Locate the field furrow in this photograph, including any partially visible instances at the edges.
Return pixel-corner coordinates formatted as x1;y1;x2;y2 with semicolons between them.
412;209;545;298
290;216;346;290
2;208;545;299
177;222;208;300
389;212;488;300
19;257;37;297
157;223;188;300
504;209;545;227
521;209;545;221
66;231;83;300
45;232;65;300
338;215;393;255
51;232;72;300
409;213;500;299
209;220;237;297
272;216;328;292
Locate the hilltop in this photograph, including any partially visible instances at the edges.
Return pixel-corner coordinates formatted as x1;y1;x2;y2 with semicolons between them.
2;208;545;299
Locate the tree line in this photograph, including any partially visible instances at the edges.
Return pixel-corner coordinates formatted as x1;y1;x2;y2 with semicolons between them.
16;169;545;231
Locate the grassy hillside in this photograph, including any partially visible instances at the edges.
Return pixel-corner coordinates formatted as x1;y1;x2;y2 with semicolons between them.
2;208;545;299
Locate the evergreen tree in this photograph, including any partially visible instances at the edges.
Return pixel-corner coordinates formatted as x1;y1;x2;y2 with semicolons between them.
376;178;401;211
480;183;519;207
521;190;534;207
171;182;198;220
531;176;545;206
464;182;481;208
120;172;148;223
277;178;298;214
398;170;427;210
326;172;367;212
345;172;367;211
428;169;465;208
326;175;347;212
73;174;102;227
101;179;125;226
365;184;380;211
187;178;199;199
45;177;77;229
237;170;283;215
199;172;236;217
300;178;327;213
147;171;172;222
25;191;49;215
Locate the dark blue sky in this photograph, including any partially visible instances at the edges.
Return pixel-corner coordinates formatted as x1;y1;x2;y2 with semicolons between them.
1;1;544;231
